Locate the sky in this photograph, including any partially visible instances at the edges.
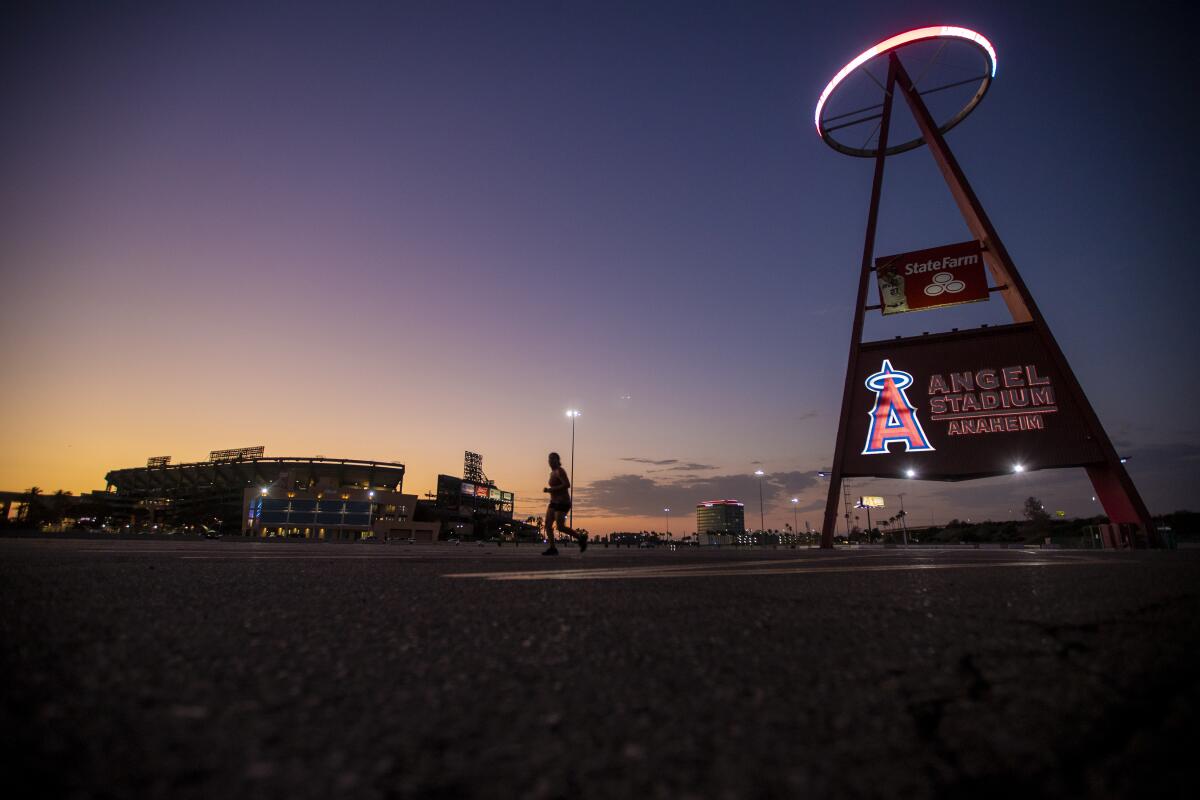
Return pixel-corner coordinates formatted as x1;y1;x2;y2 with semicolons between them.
2;0;1198;534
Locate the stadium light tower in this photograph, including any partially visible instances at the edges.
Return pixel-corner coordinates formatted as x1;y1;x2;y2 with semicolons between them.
566;409;581;528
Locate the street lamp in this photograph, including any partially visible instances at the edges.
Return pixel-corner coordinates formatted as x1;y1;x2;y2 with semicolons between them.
857;498;875;543
754;470;765;536
664;508;670;538
791;497;799;544
565;409;581;528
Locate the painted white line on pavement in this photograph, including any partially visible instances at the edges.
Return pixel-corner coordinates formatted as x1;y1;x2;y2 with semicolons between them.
435;552;906;578
445;558;1116;581
179;554;483;560
175;552;568;560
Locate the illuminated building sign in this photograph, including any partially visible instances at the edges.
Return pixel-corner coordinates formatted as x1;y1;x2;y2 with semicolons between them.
208;446;265;462
876;241;989;315
859;496;886;508
436;475;512;514
843;324;1103;480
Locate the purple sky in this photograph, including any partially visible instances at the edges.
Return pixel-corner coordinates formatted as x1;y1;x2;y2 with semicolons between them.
2;0;1197;533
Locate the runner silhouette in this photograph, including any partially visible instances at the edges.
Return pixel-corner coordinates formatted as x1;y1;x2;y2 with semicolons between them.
542;452;586;556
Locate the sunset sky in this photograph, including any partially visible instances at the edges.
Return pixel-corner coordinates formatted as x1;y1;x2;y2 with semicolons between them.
3;0;1197;534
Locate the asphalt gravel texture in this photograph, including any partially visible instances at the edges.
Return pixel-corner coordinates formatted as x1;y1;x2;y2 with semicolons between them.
1;537;1197;799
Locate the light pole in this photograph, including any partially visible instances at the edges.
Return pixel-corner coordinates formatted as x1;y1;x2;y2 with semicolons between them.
897;492;909;546
754;469;765;536
791;497;799;545
565;409;581;529
664;508;670;539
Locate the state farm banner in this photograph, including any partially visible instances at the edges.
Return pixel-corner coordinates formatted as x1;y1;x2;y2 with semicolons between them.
841;324;1103;480
875;240;989;315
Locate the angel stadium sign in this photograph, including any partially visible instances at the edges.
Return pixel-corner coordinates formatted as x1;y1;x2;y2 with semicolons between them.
928;362;1057;436
841;324;1103;481
815;24;1157;547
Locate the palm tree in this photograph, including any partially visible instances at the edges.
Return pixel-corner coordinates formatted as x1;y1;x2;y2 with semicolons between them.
51;490;73;523
19;486;42;524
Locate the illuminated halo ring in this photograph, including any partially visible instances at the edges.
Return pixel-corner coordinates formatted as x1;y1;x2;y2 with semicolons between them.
864;361;913;392
815;26;997;157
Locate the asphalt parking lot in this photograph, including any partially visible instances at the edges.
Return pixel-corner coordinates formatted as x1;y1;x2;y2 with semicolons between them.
1;538;1197;799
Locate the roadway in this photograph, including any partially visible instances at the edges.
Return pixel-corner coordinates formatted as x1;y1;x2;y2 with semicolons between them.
1;538;1196;798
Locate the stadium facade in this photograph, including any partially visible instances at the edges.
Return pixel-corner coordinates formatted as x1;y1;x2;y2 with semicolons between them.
247;484;435;542
102;449;432;538
98;447;536;541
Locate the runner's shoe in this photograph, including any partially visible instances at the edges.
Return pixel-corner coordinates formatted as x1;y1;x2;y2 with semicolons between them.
578;533;588;554
542;546;559;556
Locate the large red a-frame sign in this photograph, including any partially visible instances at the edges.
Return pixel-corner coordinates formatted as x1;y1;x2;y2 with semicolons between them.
815;27;1159;548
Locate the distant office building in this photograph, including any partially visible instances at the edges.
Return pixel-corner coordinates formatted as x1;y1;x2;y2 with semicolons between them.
696;500;745;544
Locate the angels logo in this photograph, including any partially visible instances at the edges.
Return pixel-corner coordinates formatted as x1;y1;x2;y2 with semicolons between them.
862;359;935;455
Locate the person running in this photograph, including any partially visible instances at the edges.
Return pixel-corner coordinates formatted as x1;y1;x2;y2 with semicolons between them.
542;451;586;556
